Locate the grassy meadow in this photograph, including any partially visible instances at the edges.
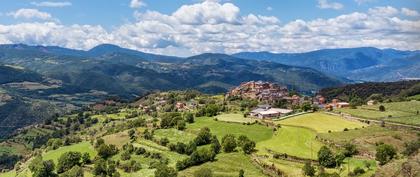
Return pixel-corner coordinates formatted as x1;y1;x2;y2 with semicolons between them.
215;113;255;123
277;112;367;133
43;141;97;164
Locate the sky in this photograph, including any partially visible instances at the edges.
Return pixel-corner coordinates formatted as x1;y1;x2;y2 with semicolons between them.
0;0;419;56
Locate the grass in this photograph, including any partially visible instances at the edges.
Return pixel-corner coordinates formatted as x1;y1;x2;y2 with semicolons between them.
178;152;266;177
256;126;323;160
337;100;420;125
154;128;196;144
43;141;97;164
266;158;305;176
133;139;189;168
277;113;367;133
103;131;130;148
186;117;273;143
215;113;255;123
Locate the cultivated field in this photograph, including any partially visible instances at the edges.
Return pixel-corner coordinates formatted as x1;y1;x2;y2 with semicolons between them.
277;113;367;133
43;141;97;164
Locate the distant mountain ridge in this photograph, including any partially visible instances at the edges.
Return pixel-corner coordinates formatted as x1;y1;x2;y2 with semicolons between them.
233;47;420;82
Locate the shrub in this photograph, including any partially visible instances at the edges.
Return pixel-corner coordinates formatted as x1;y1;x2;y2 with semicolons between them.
57;151;82;173
302;162;315;177
343;143;358;157
155;164;177;177
193;167;213;177
353;167;365;175
160;137;170;146
376;144;397;165
318;146;336;168
194;127;212;145
222;134;237;153
379;105;386;112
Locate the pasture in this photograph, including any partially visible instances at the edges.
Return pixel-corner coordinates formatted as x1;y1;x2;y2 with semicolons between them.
277;113;366;133
256;126;323;160
186;117;273;142
337;100;420;125
178;152;266;177
154;128;196;144
215;113;255;123
43;141;97;164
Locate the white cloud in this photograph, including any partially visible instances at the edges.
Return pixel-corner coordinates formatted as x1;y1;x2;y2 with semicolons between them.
401;8;419;17
354;0;375;5
31;1;72;7
0;2;419;56
317;0;343;10
130;0;145;8
7;8;57;21
266;6;273;11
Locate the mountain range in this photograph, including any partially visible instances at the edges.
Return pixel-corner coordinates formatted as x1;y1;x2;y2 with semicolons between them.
233;47;420;82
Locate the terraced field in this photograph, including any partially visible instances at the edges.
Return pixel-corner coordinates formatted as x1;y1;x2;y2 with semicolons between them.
215;113;255;123
337;101;420;125
43;141;97;164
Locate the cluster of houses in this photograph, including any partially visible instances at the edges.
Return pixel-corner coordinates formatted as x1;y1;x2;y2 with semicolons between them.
137;95;197;113
249;105;293;119
226;81;302;105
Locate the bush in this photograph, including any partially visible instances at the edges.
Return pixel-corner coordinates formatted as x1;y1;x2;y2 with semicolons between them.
376;144;397;165
185;112;195;123
318;146;336;168
160;137;170;146
60;165;83;177
222;134;237;153
302;162;315;177
352;167;365;176
403;140;420;156
379;105;386;112
155;164;177;177
194;127;212;145
343;143;358;157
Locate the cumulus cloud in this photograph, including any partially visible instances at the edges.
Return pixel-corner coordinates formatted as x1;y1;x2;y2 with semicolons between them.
317;0;343;10
0;1;419;56
130;0;145;8
31;1;72;7
354;0;375;5
6;8;57;21
401;8;419;17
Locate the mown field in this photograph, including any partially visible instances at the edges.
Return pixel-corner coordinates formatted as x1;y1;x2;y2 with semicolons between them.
215;113;254;123
277;112;367;133
43;141;97;164
337;100;420;125
256;125;323;159
186;117;273;143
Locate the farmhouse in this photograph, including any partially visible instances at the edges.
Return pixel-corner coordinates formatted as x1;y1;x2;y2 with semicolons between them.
250;105;293;119
367;100;376;106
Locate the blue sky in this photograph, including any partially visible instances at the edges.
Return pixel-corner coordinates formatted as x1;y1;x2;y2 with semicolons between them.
0;0;419;56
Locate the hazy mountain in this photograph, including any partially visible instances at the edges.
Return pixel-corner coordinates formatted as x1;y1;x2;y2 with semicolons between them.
233;47;420;81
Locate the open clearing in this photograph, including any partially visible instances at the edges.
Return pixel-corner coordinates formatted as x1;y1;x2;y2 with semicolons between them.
337;101;420;126
154;128;196;144
179;152;265;177
43;141;97;164
215;113;255;123
277;112;367;133
256;126;323;160
103;131;130;148
187;117;273;142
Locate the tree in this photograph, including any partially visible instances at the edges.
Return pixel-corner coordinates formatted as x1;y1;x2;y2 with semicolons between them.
335;152;346;167
185;112;195;123
29;156;57;177
81;152;91;164
193;167;213;177
128;129;136;141
194;127;212;145
210;135;221;154
60;165;83;177
343;143;358;157
222;134;237;153
93;159;107;176
143;129;154;140
155;164;177;177
57;151;82;173
242;140;256;154
302;162;315;177
403;140;420;156
379;105;386;112
301;102;312;112
239;169;245;177
160;137;170;146
97;144;119;159
318;146;336;168
177;120;186;130
121;150;131;161
376;144;397;165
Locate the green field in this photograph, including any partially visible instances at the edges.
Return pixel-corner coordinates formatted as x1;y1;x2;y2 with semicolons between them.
277;113;367;133
337;101;420;125
178;152;265;177
103;131;130;148
154;128;196;144
256;126;323;159
43;141;97;164
186;117;273;142
215;113;255;123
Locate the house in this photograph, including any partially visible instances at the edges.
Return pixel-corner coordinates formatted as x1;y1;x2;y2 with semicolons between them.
336;102;350;108
176;102;186;110
250;105;293;119
326;99;350;109
226;81;288;103
367;100;376;106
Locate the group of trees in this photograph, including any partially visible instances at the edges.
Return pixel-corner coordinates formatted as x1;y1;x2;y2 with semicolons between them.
29;151;91;177
195;104;223;117
160;112;194;130
222;134;256;154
